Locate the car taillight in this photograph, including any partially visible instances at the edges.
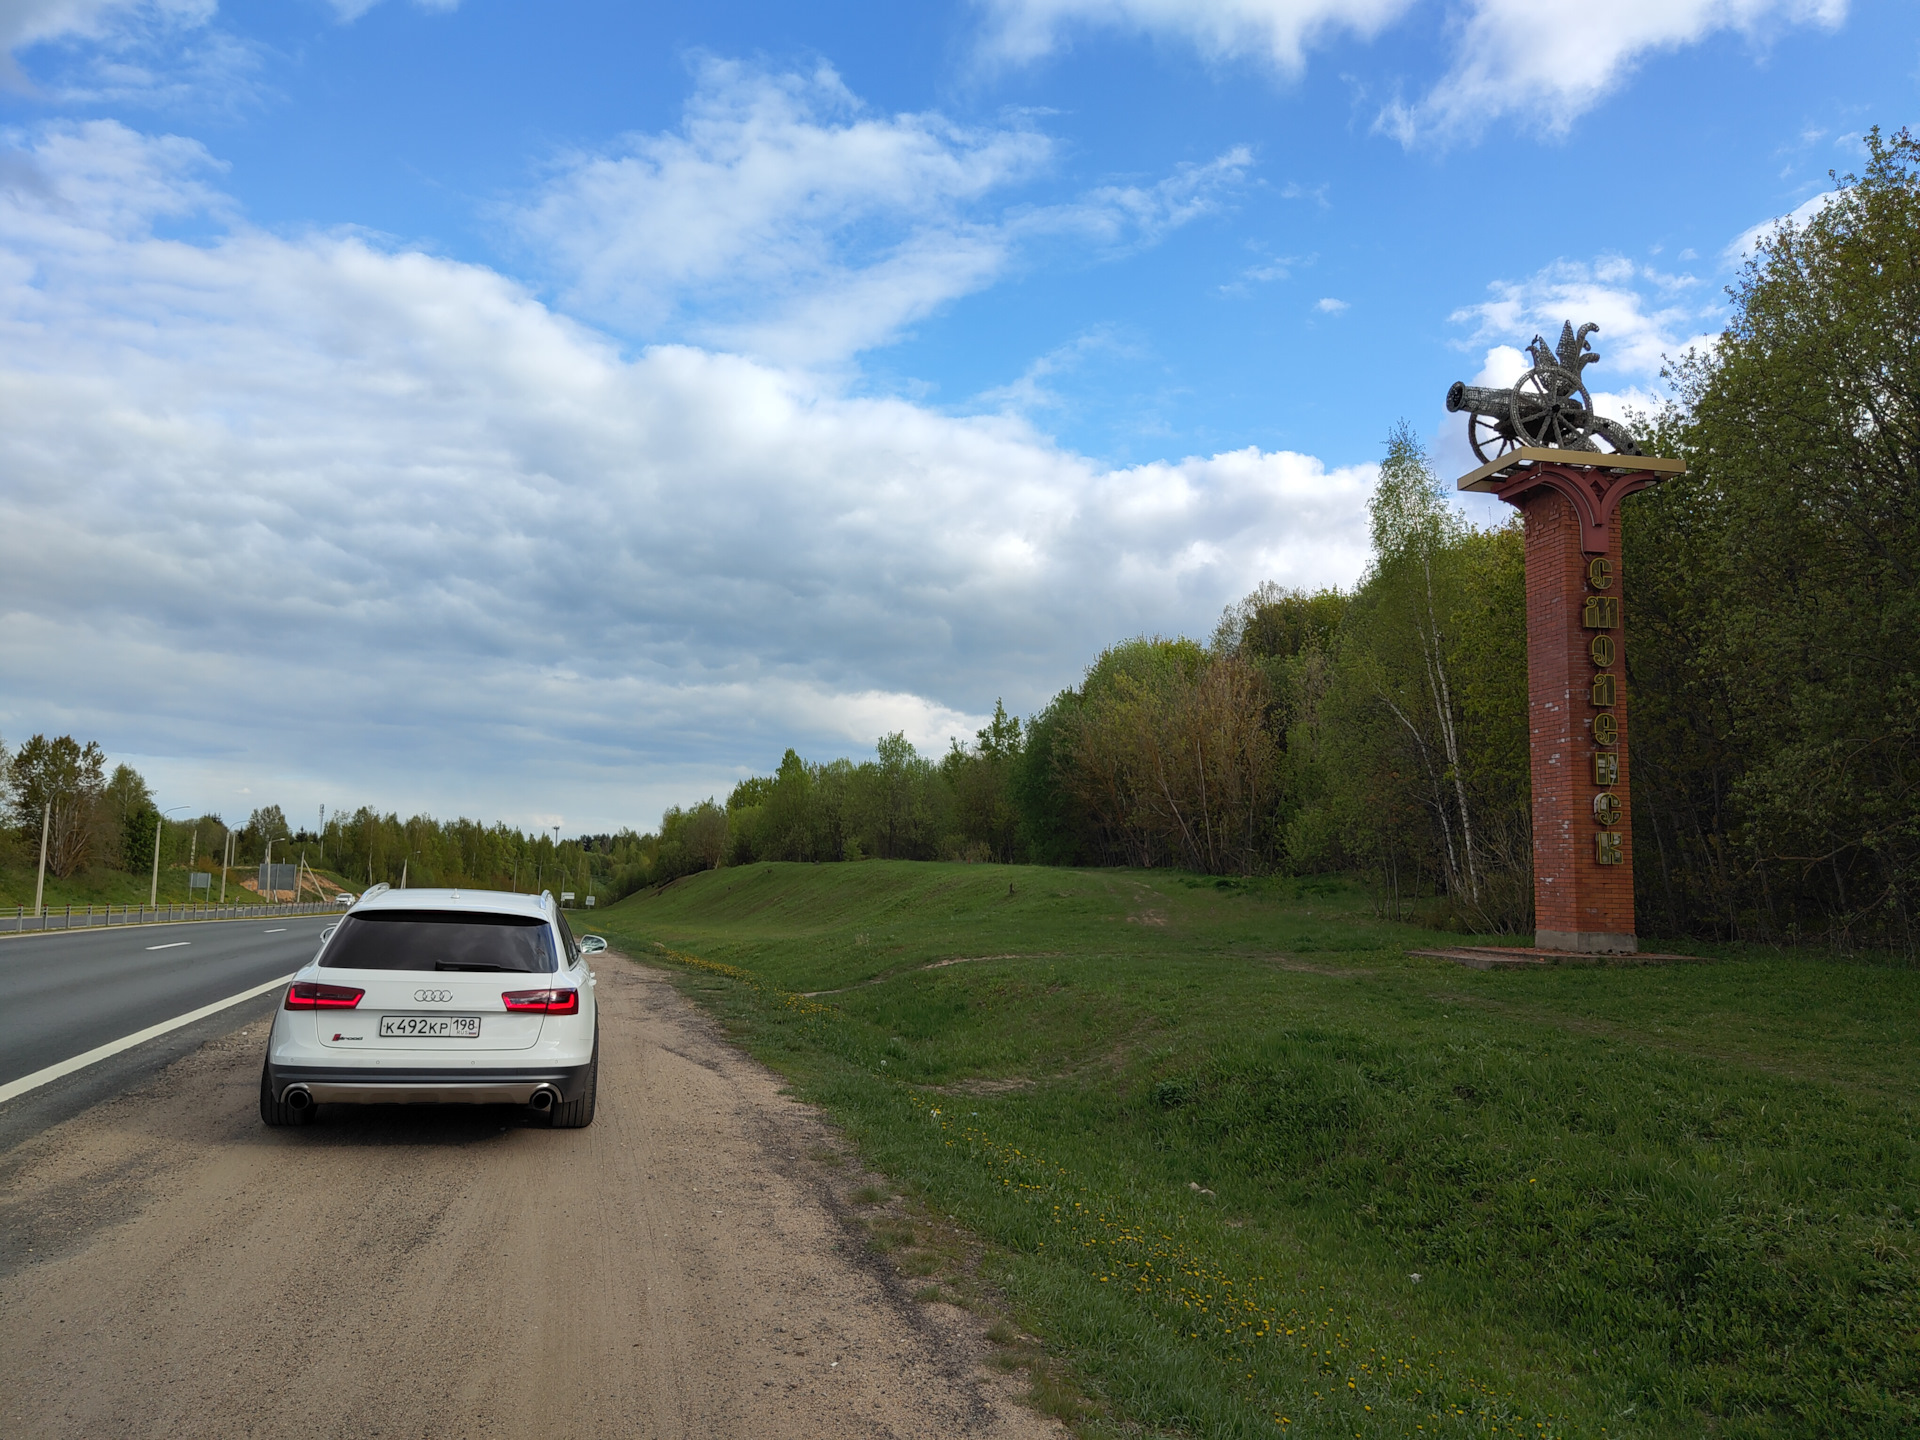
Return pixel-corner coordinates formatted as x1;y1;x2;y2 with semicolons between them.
285;982;365;1010
501;988;579;1015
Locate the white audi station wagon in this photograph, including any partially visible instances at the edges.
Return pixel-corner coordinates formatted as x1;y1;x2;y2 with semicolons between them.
261;885;603;1128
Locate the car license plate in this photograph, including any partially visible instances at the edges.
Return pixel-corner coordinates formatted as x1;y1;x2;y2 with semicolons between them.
379;1014;481;1039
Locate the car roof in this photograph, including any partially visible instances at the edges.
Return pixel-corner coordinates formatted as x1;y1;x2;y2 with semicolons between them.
351;887;553;921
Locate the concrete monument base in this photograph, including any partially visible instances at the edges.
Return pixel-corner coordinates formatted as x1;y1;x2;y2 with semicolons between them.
1535;929;1639;955
1410;944;1694;971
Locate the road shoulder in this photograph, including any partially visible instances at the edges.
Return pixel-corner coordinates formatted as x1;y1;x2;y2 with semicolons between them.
0;947;1060;1439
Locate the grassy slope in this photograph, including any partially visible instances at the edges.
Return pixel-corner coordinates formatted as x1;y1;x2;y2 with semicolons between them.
0;858;355;910
591;862;1918;1439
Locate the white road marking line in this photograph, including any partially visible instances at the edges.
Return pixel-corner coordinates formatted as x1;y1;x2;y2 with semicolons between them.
264;928;286;933
146;941;191;951
0;973;295;1106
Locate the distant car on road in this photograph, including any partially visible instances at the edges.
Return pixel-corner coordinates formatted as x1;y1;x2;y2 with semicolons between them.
333;892;356;907
261;884;598;1128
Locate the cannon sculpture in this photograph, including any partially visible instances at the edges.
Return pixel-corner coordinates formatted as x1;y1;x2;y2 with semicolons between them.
1446;321;1643;465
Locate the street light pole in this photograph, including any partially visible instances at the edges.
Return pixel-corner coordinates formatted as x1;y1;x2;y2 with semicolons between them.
150;806;185;906
33;801;49;918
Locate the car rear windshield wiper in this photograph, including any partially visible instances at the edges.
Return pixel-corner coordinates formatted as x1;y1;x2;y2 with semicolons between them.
434;961;517;971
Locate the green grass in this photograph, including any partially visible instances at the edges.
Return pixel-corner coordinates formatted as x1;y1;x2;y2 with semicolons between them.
0;858;354;911
591;861;1920;1438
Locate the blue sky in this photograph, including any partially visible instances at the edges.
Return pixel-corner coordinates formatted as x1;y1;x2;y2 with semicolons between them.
0;0;1912;837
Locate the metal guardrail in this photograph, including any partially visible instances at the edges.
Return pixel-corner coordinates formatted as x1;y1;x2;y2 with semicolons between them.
7;900;338;935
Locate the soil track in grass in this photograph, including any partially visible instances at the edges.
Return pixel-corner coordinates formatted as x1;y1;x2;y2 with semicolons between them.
597;860;1920;1439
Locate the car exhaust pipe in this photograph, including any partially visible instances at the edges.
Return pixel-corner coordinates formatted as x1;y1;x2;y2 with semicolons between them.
284;1086;314;1112
528;1087;557;1112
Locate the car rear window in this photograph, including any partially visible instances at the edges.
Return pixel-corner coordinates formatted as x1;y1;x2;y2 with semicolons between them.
319;910;556;973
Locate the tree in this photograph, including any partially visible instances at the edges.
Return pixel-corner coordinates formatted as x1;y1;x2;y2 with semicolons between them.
1341;425;1491;913
101;763;155;870
1047;639;1280;874
244;805;290;863
943;700;1024;862
1637;125;1920;948
655;801;729;880
855;733;945;860
7;734;107;877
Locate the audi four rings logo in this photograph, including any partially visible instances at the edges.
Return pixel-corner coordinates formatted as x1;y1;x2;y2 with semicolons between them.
413;988;454;1003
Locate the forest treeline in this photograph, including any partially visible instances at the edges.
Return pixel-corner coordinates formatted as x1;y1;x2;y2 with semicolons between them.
646;129;1920;952
6;132;1912;948
0;741;637;903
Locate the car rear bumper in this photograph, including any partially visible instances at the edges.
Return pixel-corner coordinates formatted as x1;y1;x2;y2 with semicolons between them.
266;1061;594;1106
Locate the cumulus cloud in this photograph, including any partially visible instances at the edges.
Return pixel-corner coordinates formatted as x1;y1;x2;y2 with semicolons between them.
1450;253;1718;386
977;0;1415;73
0;120;1373;831
514;58;1249;365
1382;0;1848;143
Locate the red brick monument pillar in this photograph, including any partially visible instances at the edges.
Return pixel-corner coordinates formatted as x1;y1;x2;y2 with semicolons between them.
1459;452;1684;952
1446;324;1683;954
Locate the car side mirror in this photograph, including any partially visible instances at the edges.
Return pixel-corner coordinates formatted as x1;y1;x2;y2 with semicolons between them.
321;925;337;941
580;935;608;954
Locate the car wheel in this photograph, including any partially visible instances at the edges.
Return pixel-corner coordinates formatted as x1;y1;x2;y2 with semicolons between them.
259;1059;314;1127
549;1027;598;1129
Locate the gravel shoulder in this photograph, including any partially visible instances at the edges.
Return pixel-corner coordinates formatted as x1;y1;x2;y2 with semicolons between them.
0;953;1059;1440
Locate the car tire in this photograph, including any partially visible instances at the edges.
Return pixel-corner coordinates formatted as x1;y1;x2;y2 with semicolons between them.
549;1027;598;1129
259;1059;314;1127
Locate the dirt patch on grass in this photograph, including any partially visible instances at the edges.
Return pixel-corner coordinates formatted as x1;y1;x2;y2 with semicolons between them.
1252;954;1376;976
924;953;1065;970
927;1077;1038;1097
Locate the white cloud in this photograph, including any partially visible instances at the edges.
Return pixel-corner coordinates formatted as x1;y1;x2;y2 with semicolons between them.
1314;296;1346;313
973;327;1136;413
513;59;1044;365
978;0;1415;73
515;60;1248;367
0;0;253;107
978;1;1849;146
0;120;1372;832
326;0;459;19
1450;254;1719;387
1384;0;1848;144
1723;188;1838;263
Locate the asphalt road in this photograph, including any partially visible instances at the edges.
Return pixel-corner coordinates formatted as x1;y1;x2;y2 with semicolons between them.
0;914;336;1089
